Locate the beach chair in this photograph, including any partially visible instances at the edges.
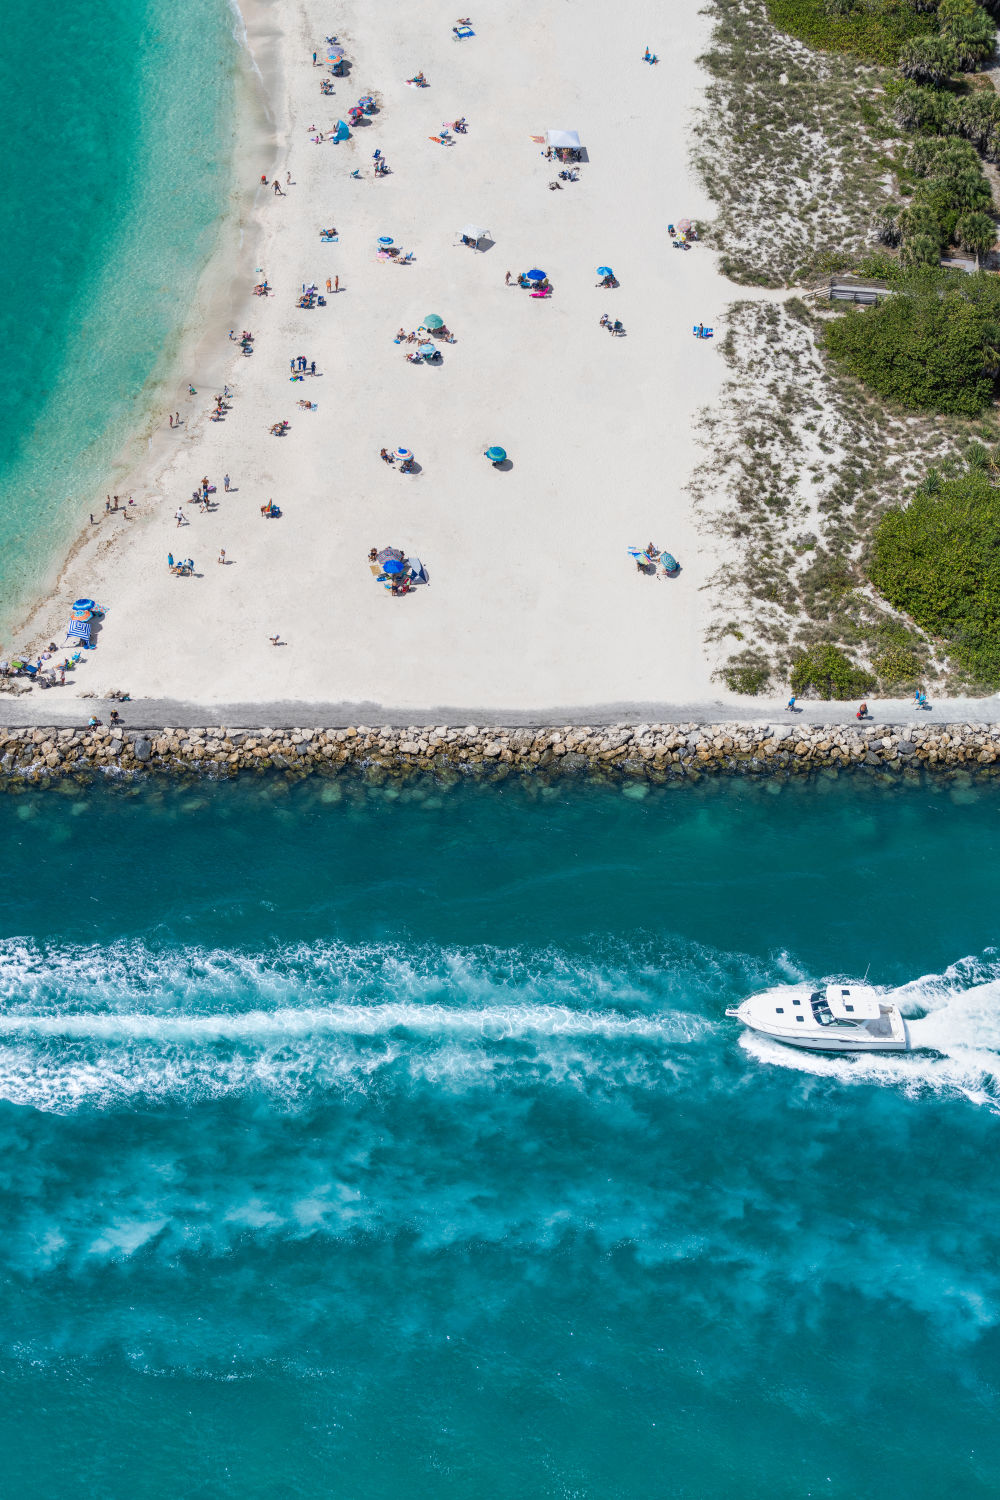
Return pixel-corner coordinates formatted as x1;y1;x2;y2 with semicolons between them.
453;27;475;39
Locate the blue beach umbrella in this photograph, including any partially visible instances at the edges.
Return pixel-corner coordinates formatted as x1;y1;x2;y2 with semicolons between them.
72;598;96;611
525;268;546;281
597;266;613;277
383;559;405;575
418;342;436;355
377;235;394;245
485;446;507;462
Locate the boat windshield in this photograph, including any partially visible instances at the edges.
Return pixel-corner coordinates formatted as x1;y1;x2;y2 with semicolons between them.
810;993;857;1026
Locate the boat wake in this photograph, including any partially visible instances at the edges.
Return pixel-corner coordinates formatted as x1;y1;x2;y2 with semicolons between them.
0;935;738;1113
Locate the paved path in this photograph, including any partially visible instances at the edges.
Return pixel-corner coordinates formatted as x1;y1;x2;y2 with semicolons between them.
0;695;997;730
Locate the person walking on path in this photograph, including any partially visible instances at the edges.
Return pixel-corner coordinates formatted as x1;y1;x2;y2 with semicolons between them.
272;180;284;195
223;473;230;492
175;508;186;528
787;695;797;712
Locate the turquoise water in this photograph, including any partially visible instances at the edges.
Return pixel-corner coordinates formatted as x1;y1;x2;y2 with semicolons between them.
1;770;999;1494
0;0;238;637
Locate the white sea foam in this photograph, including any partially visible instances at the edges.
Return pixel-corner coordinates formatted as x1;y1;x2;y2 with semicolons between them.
0;935;735;1112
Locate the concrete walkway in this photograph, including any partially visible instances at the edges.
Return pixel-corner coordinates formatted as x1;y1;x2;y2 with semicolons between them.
0;694;997;730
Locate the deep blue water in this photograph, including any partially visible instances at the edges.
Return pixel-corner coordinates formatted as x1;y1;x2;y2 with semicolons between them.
0;0;238;636
0;770;998;1496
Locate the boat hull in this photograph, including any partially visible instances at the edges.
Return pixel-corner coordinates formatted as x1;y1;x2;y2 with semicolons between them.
737;1026;907;1054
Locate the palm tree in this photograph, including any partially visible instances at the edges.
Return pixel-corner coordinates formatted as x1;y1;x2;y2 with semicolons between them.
899;34;960;86
956;209;997;263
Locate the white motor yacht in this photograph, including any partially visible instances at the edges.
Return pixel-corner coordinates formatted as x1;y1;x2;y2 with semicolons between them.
726;983;908;1053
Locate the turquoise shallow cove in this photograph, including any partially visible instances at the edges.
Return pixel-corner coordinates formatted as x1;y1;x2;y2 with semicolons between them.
1;771;999;1495
0;0;237;637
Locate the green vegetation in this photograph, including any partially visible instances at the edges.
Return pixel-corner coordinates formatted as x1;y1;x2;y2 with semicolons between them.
771;0;999;269
766;0;935;62
789;643;877;698
870;467;1000;683
719;650;772;695
824;269;1000;414
768;0;996;66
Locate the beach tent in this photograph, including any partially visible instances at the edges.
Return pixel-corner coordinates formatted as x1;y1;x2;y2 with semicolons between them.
65;617;92;645
458;224;490;245
545;129;581;150
333;120;350;142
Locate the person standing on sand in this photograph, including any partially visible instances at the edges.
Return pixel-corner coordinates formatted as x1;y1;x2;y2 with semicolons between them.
218;549;226;565
260;174;268;185
175;508;185;528
505;271;511;285
326;278;332;293
169;414;174;428
175;412;180;426
334;274;339;293
272;180;284;195
224;473;230;492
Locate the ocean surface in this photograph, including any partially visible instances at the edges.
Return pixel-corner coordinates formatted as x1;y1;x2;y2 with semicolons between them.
0;0;239;638
0;768;998;1495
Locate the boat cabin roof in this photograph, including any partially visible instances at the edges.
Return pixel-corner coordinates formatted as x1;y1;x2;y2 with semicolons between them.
825;985;880;1021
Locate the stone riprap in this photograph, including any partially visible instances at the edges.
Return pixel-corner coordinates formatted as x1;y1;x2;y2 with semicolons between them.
1;722;1000;780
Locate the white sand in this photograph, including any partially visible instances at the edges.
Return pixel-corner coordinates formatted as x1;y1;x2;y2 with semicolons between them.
22;0;741;713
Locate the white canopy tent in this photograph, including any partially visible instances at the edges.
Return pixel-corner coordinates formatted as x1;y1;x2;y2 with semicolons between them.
545;129;581;149
458;224;491;245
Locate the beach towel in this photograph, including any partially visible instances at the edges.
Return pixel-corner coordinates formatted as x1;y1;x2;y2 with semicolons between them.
529;134;545;143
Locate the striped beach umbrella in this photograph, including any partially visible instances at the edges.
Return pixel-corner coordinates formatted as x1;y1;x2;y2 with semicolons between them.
485;446;507;463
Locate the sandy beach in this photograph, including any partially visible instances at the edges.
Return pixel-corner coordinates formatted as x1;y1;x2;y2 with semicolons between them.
16;0;739;714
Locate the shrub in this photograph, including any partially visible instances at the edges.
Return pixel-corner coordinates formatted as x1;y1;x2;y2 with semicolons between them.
720;650;772;695
899;33;961;83
824;272;1000;413
872;637;924;688
790;644;877;698
870;470;1000;684
938;0;997;68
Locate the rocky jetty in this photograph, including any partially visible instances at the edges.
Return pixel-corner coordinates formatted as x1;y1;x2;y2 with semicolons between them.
1;721;1000;782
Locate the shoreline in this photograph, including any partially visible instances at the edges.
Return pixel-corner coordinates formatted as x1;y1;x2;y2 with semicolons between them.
2;720;999;781
5;0;274;649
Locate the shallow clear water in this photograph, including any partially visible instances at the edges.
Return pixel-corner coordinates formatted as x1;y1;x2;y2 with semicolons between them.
1;770;999;1494
0;0;238;635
